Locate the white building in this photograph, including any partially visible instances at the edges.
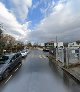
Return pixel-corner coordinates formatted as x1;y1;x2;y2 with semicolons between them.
54;42;64;48
68;42;80;48
40;43;44;47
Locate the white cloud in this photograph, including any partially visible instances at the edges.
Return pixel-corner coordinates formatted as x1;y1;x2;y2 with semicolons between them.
54;3;64;11
0;2;29;40
11;0;32;22
1;0;80;43
40;0;55;17
29;0;80;42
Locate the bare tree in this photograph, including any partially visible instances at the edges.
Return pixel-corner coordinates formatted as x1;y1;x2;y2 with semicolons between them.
0;24;4;55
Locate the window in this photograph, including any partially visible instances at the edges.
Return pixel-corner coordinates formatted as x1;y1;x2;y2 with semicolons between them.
12;55;16;60
0;56;9;64
16;53;21;58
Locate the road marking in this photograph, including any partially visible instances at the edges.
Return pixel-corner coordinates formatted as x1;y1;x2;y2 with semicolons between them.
39;55;42;58
4;75;12;84
15;68;19;72
31;55;33;58
39;55;46;59
19;64;22;67
31;55;35;58
31;54;46;59
4;64;21;85
42;55;46;59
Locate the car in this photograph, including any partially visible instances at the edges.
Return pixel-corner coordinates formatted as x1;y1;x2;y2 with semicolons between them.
20;49;29;58
43;48;49;52
0;53;22;80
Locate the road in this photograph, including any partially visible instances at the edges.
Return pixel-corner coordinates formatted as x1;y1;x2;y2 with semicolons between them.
0;49;80;92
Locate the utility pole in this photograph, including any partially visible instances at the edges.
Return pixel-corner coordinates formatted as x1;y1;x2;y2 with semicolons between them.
56;36;58;49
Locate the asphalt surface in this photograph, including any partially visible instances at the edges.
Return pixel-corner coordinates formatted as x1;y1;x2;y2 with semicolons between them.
0;49;78;92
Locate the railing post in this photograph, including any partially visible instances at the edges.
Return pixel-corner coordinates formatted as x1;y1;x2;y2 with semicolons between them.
66;47;69;68
79;47;80;61
64;47;67;68
64;47;69;68
56;47;58;61
62;48;64;64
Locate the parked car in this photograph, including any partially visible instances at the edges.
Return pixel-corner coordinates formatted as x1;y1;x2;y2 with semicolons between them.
20;49;29;58
0;53;22;80
43;47;49;52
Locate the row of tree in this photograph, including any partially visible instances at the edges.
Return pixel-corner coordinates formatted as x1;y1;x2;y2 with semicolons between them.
0;26;25;55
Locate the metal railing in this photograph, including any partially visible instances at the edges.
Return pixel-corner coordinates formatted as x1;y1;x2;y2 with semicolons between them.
56;47;80;67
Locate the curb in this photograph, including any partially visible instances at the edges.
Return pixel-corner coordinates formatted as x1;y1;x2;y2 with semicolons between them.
62;67;80;84
48;54;80;84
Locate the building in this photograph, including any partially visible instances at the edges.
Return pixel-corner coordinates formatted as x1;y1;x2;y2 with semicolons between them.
45;41;54;48
43;41;54;51
54;42;64;48
68;41;80;48
40;43;44;47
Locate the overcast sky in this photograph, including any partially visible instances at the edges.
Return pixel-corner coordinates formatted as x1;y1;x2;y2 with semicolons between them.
0;0;80;43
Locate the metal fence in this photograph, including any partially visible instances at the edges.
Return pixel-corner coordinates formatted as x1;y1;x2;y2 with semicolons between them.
56;47;80;67
56;47;64;63
67;47;80;64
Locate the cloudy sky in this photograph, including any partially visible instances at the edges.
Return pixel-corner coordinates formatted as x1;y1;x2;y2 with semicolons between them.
0;0;80;43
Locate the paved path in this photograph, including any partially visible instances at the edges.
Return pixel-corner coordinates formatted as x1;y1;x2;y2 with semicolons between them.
0;49;76;92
